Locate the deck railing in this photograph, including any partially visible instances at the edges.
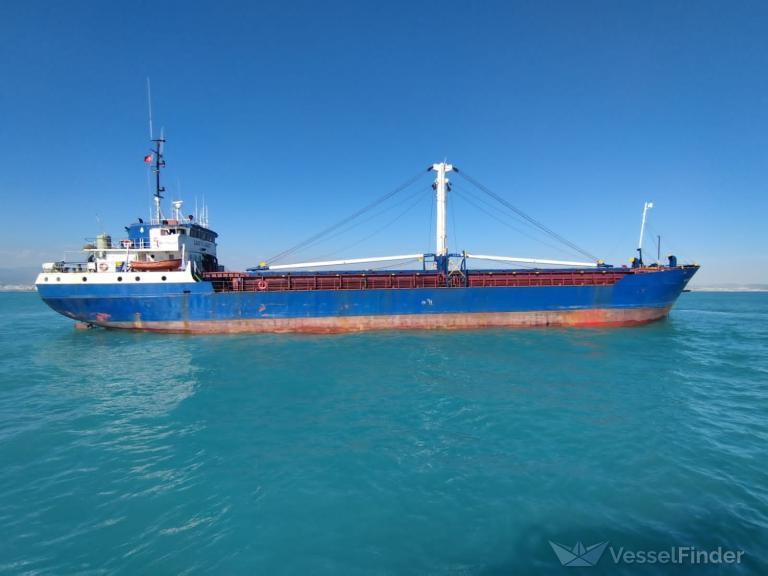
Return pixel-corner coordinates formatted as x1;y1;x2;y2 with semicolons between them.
83;238;151;250
42;261;96;273
202;269;628;293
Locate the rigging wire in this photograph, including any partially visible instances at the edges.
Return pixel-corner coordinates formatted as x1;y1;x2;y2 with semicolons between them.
266;169;429;264
454;181;544;231
456;170;599;261
452;186;586;259
452;181;590;259
312;190;431;261
291;185;430;258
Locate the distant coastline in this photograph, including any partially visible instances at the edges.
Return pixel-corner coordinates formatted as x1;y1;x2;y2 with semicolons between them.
0;285;35;292
689;284;768;293
0;267;39;291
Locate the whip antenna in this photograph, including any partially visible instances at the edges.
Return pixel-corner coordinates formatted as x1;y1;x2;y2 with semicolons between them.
146;77;154;139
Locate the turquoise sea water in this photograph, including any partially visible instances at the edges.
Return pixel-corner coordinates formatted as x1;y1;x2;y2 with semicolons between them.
0;292;766;575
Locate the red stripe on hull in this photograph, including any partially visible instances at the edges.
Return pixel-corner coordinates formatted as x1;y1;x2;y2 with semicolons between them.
97;306;672;334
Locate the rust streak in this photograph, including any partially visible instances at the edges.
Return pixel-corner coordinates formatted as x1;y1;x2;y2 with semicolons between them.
97;307;672;334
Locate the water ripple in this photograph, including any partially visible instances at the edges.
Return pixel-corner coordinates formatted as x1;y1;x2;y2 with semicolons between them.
0;292;766;574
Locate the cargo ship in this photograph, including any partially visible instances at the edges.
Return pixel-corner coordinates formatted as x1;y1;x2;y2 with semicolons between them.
35;136;698;333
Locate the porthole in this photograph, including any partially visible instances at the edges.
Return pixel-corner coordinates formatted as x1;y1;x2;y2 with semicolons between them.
44;277;49;282
56;277;61;282
161;275;167;281
135;276;141;282
117;276;123;282
82;277;88;282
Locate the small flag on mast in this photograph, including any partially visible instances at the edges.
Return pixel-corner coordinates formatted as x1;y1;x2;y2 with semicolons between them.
144;154;153;163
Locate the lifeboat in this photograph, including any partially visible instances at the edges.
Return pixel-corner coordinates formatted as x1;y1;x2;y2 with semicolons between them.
129;259;182;272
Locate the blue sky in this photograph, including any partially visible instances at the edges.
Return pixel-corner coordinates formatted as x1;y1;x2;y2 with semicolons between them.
1;0;766;285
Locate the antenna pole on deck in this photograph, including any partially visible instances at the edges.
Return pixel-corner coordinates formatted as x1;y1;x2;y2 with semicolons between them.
657;235;661;263
146;78;154;139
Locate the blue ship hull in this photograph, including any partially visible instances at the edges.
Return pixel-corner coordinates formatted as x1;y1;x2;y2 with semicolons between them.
36;266;698;333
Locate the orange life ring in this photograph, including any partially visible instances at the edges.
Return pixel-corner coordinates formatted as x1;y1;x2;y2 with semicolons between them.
98;262;109;272
257;279;268;291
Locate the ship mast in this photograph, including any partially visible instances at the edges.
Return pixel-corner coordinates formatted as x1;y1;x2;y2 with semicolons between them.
637;201;653;265
145;79;166;225
431;162;455;259
151;133;166;224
